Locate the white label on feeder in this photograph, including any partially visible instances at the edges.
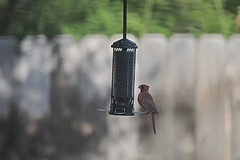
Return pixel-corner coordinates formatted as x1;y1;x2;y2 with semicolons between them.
114;48;122;52
127;48;135;52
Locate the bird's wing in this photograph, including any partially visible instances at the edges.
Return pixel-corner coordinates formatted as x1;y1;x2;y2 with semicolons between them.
142;93;158;114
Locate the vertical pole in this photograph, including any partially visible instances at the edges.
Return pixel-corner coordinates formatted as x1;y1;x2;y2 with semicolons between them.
123;0;127;39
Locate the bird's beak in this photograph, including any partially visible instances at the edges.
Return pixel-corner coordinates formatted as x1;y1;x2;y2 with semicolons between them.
138;85;141;89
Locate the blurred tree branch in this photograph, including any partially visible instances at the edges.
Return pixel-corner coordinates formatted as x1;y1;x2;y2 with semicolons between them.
0;0;19;35
0;0;238;39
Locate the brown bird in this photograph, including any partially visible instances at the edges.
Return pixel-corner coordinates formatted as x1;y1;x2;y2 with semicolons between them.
138;84;158;135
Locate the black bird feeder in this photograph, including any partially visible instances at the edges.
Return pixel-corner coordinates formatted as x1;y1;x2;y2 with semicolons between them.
109;0;137;116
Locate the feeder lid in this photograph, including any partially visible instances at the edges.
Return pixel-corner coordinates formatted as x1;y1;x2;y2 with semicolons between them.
111;38;138;48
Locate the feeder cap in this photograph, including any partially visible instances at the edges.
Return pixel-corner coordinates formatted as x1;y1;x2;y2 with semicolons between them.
111;38;138;48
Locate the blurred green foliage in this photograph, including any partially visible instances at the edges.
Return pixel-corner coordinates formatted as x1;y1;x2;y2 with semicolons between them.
0;0;239;39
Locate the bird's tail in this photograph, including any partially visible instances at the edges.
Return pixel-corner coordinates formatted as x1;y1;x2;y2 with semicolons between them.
152;113;156;135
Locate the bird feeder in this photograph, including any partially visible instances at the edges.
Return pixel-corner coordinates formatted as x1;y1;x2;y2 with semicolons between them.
109;0;137;116
109;38;137;115
98;0;138;116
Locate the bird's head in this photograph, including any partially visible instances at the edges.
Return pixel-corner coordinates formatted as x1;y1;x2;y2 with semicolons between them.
138;84;149;92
